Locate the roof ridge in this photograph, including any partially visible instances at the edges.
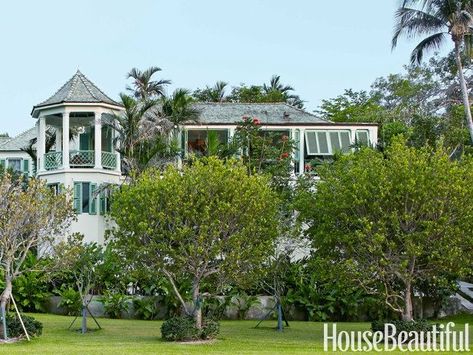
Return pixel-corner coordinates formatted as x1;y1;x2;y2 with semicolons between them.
76;71;100;101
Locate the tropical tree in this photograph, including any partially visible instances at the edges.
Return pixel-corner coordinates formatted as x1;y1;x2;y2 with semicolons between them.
109;158;280;329
296;137;473;321
127;66;171;100
53;234;104;334
392;0;473;143
193;81;228;102
0;175;74;339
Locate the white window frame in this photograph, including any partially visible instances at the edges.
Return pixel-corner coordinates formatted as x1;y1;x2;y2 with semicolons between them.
304;130;352;156
355;129;370;145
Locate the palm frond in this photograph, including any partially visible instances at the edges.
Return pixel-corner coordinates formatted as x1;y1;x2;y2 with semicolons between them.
410;32;446;63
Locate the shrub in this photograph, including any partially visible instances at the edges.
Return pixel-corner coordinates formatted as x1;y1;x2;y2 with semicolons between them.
133;296;160;320
161;316;198;341
200;319;220;339
5;313;43;338
13;272;51;313
101;291;130;319
161;316;220;341
57;287;82;316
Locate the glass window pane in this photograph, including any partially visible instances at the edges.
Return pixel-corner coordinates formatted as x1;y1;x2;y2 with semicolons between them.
305;131;318;155
356;130;369;145
317;132;329;154
329;132;341;152
82;183;90;213
8;159;21;172
187;130;207;154
340;131;351;152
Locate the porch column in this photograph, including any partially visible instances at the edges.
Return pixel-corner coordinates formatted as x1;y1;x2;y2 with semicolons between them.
37;116;46;172
56;127;62;153
63;112;70;169
299;128;305;174
94;112;102;169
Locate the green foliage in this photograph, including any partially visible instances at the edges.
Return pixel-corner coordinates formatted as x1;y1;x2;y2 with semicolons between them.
160;316;220;341
132;297;161;320
230;292;260;320
296;137;473;320
101;291;130;319
6;313;43;338
200;319;220;340
160;316;199;341
57;287;82;316
110;157;280;325
11;253;51;313
13;272;50;313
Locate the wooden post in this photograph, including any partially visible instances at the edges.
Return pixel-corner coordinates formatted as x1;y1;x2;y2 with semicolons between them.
11;295;30;341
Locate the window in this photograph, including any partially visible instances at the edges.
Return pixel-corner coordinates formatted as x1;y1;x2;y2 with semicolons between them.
355;129;370;145
48;183;60;195
99;188;112;215
8;159;21;172
187;129;228;155
73;182;97;215
305;130;351;155
0;158;30;175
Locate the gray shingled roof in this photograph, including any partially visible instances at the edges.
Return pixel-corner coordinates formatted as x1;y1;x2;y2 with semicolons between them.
32;70;121;114
0;127;36;151
191;102;328;125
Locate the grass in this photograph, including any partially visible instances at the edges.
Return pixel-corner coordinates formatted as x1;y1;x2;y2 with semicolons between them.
0;313;472;354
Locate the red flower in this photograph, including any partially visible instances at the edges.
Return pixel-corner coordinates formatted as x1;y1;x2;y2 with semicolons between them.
280;152;289;159
253;118;261;125
304;164;312;171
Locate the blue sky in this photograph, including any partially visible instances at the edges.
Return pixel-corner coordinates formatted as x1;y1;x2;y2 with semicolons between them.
0;1;442;135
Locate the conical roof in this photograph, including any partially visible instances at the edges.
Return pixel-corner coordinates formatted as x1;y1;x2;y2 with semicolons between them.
32;70;121;116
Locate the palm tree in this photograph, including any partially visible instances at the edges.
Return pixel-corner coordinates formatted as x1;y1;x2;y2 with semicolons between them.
127;66;171;100
160;88;201;127
192;81;228;102
263;75;294;94
392;0;473;143
108;94;157;174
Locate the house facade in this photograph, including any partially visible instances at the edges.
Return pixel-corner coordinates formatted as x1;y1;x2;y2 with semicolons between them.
0;71;378;244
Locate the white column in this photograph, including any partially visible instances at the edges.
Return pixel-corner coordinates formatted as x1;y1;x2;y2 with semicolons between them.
63;112;70;169
56;127;62;153
37;116;46;172
290;128;296;175
94;112;102;169
299;128;305;174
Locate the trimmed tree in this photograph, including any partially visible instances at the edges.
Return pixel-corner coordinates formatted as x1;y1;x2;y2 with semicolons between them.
296;137;473;321
0;175;74;338
109;157;279;328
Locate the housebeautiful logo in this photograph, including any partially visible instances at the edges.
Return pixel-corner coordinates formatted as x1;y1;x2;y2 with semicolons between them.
324;322;470;352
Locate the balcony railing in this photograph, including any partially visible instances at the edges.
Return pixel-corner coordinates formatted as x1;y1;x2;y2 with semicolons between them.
43;150;118;170
102;151;117;169
70;150;95;167
44;151;62;170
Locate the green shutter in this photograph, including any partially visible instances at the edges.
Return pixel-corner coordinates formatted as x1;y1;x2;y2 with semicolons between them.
73;183;82;213
99;190;106;215
0;159;5;171
90;183;97;215
23;159;29;175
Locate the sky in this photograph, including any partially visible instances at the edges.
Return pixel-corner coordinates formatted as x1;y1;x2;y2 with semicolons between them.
0;0;443;135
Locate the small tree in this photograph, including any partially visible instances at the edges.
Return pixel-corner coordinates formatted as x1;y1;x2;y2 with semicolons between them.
0;175;74;339
53;234;103;333
110;157;280;328
296;137;473;321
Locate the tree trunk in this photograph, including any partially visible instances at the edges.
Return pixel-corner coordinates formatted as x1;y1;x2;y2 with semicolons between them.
402;282;413;321
0;277;12;339
454;40;473;144
81;302;87;334
192;280;202;330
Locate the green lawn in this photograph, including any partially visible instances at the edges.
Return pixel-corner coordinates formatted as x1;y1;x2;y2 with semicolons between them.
0;313;472;354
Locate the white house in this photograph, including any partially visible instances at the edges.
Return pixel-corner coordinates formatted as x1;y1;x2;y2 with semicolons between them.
0;71;378;244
